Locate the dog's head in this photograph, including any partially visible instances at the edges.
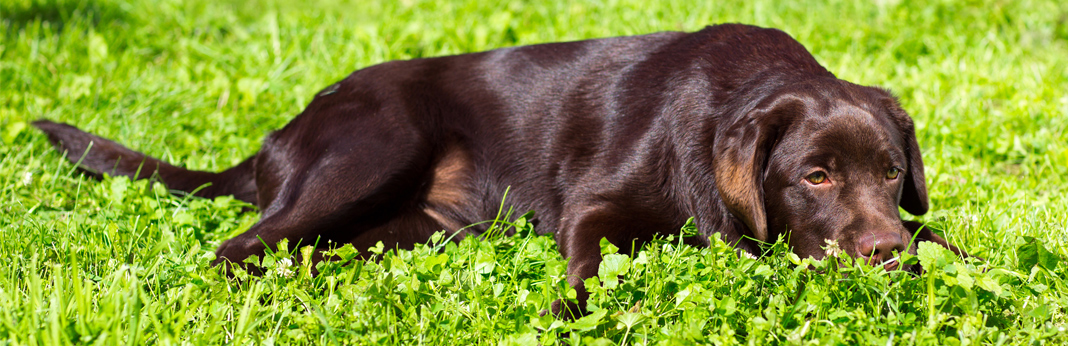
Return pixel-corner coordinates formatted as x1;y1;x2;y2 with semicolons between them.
713;79;936;270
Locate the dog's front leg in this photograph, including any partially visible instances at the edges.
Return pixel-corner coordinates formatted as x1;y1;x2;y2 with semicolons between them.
903;220;975;274
552;203;651;318
904;220;968;257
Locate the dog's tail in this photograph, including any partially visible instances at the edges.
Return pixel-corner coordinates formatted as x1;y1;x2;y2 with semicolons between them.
33;120;258;204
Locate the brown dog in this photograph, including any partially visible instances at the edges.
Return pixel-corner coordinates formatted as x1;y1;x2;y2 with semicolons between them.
35;24;964;316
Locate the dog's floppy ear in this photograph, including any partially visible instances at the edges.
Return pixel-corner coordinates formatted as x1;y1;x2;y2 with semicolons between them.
713;95;802;242
883;99;929;215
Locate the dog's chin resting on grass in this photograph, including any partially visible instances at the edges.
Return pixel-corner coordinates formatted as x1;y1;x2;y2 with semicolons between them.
34;23;968;317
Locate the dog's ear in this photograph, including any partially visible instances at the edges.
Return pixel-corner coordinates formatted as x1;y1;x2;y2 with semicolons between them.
883;99;929;215
713;95;802;242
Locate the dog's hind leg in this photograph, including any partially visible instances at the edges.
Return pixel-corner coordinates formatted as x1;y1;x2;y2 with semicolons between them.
213;103;439;269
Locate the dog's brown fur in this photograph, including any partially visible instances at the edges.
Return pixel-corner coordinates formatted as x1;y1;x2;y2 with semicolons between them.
35;24;966;316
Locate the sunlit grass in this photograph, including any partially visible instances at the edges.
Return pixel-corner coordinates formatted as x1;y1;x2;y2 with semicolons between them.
2;0;1067;343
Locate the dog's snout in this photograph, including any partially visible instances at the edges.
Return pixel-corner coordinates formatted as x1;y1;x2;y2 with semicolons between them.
857;232;905;270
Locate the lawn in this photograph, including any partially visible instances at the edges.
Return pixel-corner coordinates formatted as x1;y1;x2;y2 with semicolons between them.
2;0;1067;344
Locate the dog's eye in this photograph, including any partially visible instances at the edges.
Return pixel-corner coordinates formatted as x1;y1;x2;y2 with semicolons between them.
805;171;827;185
886;167;901;180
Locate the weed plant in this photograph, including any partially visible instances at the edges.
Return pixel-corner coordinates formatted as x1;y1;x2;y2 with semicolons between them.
2;0;1067;344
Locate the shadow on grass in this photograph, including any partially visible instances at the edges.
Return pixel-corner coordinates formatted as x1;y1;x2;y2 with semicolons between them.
1;0;129;32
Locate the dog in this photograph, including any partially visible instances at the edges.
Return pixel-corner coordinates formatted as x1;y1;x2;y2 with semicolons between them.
35;23;966;316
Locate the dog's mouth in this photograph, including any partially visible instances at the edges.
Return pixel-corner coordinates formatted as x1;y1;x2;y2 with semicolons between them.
820;239;905;271
877;257;901;271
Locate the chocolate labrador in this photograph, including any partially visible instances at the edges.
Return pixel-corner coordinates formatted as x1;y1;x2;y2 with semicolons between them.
35;23;964;316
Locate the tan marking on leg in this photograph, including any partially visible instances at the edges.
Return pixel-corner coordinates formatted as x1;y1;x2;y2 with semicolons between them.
423;142;473;232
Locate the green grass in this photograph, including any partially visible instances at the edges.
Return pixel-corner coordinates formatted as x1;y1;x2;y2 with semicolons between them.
3;0;1068;344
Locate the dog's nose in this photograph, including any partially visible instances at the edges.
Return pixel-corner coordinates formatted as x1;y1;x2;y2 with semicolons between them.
857;232;905;270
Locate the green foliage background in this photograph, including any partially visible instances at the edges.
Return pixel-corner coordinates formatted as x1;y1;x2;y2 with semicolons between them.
2;0;1067;344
